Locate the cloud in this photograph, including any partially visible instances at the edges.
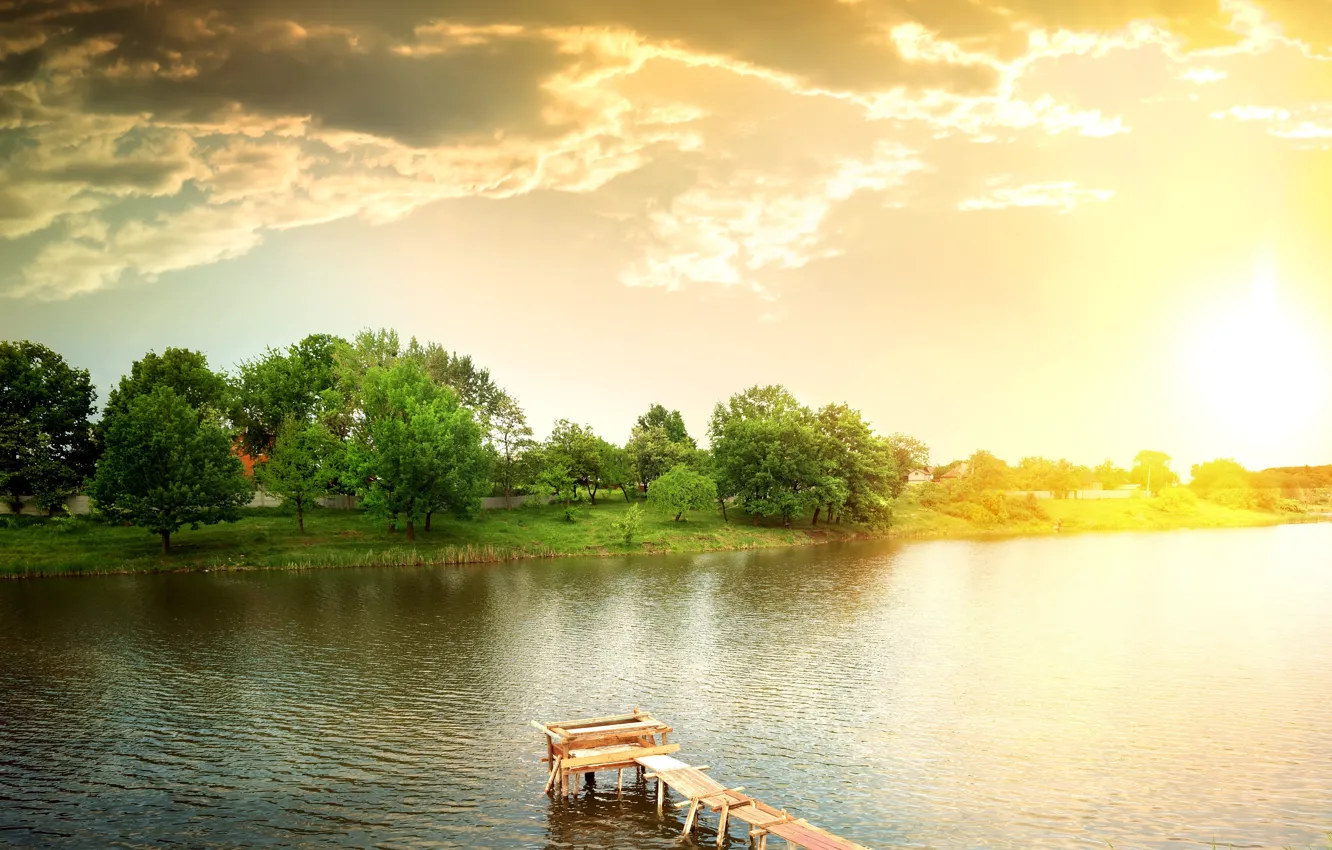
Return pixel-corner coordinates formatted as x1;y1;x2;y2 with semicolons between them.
958;181;1115;214
0;0;1330;300
622;142;924;293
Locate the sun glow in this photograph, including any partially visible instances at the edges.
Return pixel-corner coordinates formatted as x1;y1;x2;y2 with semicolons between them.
1178;259;1326;467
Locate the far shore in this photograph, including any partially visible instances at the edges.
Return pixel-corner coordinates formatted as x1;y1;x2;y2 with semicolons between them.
2;495;1327;579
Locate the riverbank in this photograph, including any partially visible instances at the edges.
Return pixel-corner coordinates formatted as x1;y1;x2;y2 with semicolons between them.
2;496;1324;577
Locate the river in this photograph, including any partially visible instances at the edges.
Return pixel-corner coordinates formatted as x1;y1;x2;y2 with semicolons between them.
2;525;1331;848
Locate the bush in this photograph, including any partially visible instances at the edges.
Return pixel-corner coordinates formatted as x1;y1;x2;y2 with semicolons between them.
1155;487;1198;513
612;504;644;546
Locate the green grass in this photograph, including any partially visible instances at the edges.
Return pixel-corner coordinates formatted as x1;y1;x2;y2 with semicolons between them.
888;490;1323;539
0;498;873;578
3;491;1325;578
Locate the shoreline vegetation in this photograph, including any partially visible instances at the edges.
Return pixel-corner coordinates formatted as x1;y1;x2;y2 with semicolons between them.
3;494;1326;579
7;331;1332;579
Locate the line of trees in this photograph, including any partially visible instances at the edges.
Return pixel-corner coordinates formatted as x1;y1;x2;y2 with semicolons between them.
2;332;929;550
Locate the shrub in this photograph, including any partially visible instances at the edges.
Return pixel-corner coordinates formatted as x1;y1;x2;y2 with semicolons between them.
612;504;644;546
1155;486;1198;513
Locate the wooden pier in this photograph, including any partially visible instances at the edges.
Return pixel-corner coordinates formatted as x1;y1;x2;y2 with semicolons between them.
533;709;871;850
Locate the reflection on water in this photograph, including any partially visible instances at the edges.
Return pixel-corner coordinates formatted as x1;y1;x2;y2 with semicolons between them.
2;525;1331;848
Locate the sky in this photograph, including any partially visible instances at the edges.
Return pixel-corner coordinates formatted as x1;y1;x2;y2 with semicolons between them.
2;0;1331;476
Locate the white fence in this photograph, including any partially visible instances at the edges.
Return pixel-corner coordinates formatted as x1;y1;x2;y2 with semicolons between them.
1006;489;1146;500
0;495;92;516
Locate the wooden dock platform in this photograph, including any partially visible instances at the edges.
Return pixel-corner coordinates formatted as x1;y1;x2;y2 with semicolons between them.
533;709;871;850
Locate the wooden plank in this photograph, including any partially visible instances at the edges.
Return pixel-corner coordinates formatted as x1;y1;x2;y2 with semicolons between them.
561;742;679;769
559;720;669;738
548;710;649;729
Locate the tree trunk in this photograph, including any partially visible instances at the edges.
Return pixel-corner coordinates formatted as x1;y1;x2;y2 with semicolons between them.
160;532;171;554
674;511;682;522
719;500;728;522
585;482;597;505
752;511;758;527
812;506;821;526
297;501;305;535
621;485;632;503
827;502;835;524
425;511;432;532
406;520;416;541
505;486;512;510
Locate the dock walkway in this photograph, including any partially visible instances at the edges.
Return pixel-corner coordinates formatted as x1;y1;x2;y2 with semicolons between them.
533;709;870;850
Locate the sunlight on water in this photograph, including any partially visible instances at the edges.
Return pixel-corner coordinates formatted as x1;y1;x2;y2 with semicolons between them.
2;525;1331;848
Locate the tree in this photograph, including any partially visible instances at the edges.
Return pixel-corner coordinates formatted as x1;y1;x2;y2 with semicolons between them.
709;385;821;526
0;341;98;515
1094;460;1129;490
635;403;696;448
885;433;930;494
1190;458;1251;494
627;424;693;494
89;387;251;553
231;334;344;456
814;403;898;526
1131;450;1178;495
343;361;489;541
255;418;340;533
541;420;602;505
968;450;1012;491
102;348;230;425
489;391;533;509
597;440;638;503
647;464;718;521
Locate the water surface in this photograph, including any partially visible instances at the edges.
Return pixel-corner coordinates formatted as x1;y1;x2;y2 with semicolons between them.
2;525;1331;848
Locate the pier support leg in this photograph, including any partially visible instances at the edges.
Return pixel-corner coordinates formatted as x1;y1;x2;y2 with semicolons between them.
617;768;623;795
682;799;700;837
656;778;665;814
716;803;729;846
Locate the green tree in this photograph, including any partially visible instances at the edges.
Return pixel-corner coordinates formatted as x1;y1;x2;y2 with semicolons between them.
814;403;899;526
103;348;230;425
968;450;1012;491
0;341;99;514
489;391;533;509
709;385;821;526
344;361;489;540
231;334;344;456
1131;450;1179;495
885;433;930;494
89;387;251;553
255;417;340;533
597;440;638;503
635;403;696;448
1189;458;1251;494
612;503;645;545
627;424;693;494
647;464;718;521
541;420;602;505
1094;459;1129;490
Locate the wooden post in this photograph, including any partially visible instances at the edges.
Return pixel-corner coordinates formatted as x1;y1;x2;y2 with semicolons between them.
617;768;623;794
682;799;700;836
716;802;729;846
657;778;665;814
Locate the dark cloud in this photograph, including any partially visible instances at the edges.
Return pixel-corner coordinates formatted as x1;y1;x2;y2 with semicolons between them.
0;48;43;84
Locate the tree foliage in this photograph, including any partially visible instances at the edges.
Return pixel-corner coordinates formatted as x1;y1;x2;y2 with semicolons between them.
635;403;695;448
231;334;344;455
256;417;341;533
709;385;822;526
103;348;230;425
1189;458;1251;494
536;420;602;508
344;361;490;540
647;464;718;521
1131;450;1179;494
89;387;251;552
489;391;533;509
0;341;99;514
1094;459;1130;490
814;403;898;526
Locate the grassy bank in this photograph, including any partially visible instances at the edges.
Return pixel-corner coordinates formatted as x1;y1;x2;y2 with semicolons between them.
2;493;1325;578
0;499;871;577
890;489;1324;539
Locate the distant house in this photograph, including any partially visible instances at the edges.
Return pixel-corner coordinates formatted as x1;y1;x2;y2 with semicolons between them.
938;462;971;481
906;468;932;485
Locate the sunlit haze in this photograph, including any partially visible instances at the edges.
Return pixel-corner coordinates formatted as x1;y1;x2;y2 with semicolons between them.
4;0;1332;474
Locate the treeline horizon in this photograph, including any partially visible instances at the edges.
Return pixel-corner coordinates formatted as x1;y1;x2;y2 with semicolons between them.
3;331;1324;550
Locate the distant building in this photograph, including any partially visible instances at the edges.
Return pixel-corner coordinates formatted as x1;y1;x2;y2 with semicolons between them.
939;462;971;481
906;468;932;485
